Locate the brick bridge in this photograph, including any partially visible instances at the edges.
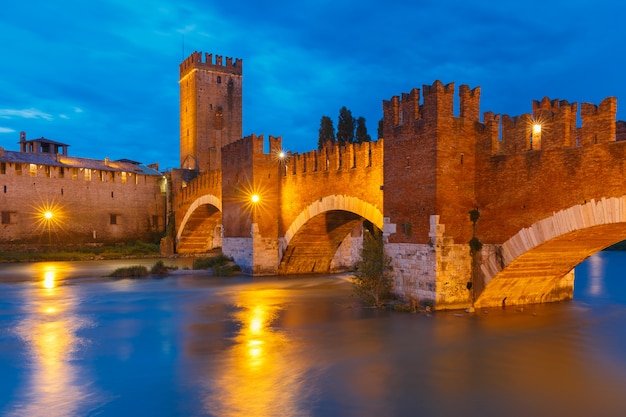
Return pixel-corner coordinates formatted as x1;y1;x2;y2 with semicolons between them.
170;76;626;310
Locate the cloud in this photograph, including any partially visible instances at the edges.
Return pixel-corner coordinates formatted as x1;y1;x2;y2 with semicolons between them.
0;109;54;121
0;127;16;133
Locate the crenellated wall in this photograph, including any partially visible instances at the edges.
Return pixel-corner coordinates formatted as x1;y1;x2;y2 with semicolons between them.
175;50;626;310
179;52;243;79
179;51;243;172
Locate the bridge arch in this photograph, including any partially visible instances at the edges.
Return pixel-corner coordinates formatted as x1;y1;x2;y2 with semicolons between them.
475;197;626;308
176;194;223;254
279;195;384;274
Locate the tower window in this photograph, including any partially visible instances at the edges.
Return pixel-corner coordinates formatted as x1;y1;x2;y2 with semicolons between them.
217;76;222;84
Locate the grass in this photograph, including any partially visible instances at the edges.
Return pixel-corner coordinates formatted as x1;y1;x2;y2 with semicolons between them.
192;254;240;276
107;260;178;279
0;241;160;263
107;265;149;278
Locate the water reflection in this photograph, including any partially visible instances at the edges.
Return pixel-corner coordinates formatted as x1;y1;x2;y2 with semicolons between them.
201;289;309;417
586;253;606;297
6;263;96;417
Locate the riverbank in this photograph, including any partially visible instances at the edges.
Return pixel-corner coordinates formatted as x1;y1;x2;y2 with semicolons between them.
0;241;162;263
0;242;224;264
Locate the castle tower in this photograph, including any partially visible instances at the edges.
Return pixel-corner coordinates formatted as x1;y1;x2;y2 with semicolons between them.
179;52;243;171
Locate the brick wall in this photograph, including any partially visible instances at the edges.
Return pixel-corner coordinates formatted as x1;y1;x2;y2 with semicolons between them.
0;161;165;247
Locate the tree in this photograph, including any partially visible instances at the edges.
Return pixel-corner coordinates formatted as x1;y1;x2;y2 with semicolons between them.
318;115;336;149
355;116;371;143
337;106;355;146
352;226;393;308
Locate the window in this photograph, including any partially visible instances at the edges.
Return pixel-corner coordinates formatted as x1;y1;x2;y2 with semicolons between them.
29;164;37;177
72;168;78;180
110;214;118;225
0;162;5;174
1;211;14;225
15;164;22;175
217;76;222;84
121;172;127;184
44;165;51;178
110;172;115;182
85;169;92;181
59;167;64;178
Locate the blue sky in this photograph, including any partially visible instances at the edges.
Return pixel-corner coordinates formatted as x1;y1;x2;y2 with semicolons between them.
0;0;624;171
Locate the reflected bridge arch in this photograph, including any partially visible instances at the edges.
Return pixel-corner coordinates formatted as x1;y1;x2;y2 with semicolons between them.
279;195;383;274
475;197;626;308
176;194;223;254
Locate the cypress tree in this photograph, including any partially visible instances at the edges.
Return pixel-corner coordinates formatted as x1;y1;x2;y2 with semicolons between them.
337;106;355;146
355;116;371;143
318;115;336;149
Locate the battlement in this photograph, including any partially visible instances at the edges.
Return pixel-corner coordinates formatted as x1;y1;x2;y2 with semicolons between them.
222;134;283;167
484;96;619;155
382;81;480;133
179;51;243;79
285;140;384;176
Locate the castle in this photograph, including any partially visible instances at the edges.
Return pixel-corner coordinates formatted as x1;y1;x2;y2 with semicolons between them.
0;132;166;249
170;51;626;309
5;49;626;309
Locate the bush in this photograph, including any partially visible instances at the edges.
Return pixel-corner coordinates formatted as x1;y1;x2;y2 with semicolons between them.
352;228;393;308
150;260;177;276
107;265;149;278
192;254;233;270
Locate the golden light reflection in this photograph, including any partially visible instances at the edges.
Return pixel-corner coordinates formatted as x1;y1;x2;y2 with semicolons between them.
37;263;66;290
206;290;306;417
9;270;93;417
587;253;606;296
43;270;56;289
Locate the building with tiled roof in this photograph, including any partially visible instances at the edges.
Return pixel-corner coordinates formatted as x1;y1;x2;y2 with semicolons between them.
0;132;166;249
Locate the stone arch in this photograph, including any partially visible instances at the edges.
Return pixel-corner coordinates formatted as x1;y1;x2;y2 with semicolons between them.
475;197;626;307
283;195;383;248
176;194;223;254
279;195;383;274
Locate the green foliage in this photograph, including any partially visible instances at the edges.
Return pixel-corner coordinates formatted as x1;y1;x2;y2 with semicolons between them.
318;115;336;149
107;265;149;278
352;228;393;308
355;116;371;143
213;264;241;277
469;208;480;224
337;106;355;146
193;253;234;270
0;241;160;263
150;260;177;276
469;237;483;255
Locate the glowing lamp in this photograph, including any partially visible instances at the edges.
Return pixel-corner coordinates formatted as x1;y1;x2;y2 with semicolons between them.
44;211;53;219
533;124;542;134
251;194;260;204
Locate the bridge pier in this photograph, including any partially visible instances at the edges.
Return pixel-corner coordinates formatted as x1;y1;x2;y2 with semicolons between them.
222;223;280;276
386;215;474;310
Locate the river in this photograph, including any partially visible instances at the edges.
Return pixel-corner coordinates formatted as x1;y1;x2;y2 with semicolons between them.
0;253;625;417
